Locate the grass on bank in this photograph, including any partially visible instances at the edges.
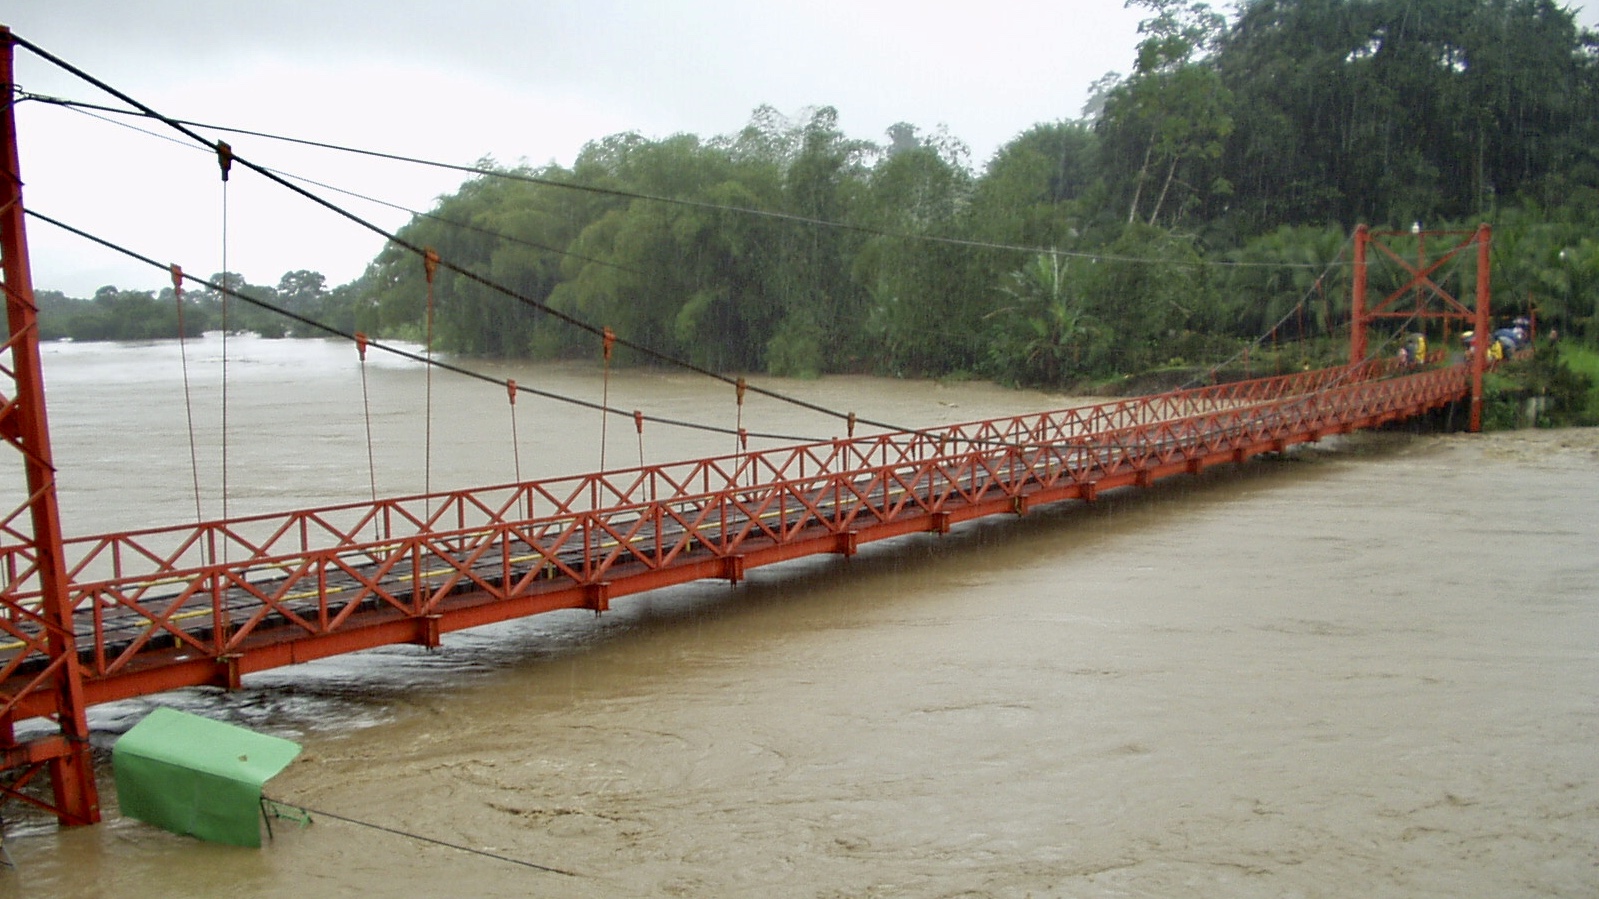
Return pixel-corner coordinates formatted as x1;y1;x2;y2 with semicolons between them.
1482;341;1599;429
1558;342;1599;423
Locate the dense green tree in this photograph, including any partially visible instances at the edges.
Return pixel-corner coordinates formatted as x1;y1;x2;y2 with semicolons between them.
969;122;1097;250
855;123;983;375
984;253;1106;385
762;108;874;376
277;0;1599;390
550;132;787;369
189;272;287;337
1212;0;1599;230
1081;225;1210;373
64;286;190;340
1220;224;1350;338
365;161;577;354
1099;0;1234;227
276;270;326;310
1491;208;1599;339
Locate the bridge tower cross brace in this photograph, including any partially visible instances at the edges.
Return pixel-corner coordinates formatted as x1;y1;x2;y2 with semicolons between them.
0;28;102;826
1350;222;1492;432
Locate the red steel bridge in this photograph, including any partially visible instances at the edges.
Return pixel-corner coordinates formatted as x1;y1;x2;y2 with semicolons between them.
0;29;1499;826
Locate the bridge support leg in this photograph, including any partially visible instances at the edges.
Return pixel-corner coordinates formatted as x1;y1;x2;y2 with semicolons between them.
835;530;859;556
415;614;443;649
1469;223;1492;433
837;524;863;553
0;30;100;827
217;654;243;691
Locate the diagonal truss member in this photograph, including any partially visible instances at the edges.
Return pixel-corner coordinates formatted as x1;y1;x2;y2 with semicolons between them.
1350;223;1492;432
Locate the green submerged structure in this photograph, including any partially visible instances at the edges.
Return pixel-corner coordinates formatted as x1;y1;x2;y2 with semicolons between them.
112;707;302;848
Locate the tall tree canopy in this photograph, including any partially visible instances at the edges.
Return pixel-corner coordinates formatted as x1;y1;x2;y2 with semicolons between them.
55;0;1599;384
1211;0;1599;231
1098;0;1235;228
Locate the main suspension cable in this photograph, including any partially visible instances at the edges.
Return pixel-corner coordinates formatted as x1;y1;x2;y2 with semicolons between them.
9;39;922;437
25;209;829;446
16;36;1340;461
35;90;1357;397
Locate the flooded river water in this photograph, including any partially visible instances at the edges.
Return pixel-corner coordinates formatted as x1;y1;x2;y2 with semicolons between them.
3;337;1596;897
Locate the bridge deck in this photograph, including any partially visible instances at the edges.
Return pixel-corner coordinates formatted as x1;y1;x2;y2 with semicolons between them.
1;359;1466;722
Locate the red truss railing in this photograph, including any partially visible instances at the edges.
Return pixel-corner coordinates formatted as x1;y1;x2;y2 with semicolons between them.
1;359;1467;721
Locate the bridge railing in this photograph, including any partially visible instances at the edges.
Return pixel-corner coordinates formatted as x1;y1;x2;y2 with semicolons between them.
2;359;1466;688
2;358;1389;591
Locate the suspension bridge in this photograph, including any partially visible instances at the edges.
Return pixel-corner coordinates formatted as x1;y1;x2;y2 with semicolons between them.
0;28;1500;828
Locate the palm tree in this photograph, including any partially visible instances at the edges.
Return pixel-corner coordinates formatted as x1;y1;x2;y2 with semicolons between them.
986;253;1103;385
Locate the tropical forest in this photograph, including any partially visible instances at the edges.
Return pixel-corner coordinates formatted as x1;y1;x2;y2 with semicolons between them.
40;0;1599;420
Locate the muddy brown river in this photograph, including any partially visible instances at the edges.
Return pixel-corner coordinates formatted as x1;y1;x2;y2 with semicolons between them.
3;337;1596;897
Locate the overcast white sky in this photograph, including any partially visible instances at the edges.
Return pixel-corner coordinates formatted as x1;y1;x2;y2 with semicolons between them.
7;1;1599;296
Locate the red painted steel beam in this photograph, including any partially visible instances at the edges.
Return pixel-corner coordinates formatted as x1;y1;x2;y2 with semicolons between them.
0;84;1492;840
1471;224;1492;432
1350;225;1493;391
0;28;100;826
1367;234;1476;318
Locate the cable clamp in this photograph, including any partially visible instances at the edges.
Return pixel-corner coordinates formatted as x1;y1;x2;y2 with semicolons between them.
215;141;233;182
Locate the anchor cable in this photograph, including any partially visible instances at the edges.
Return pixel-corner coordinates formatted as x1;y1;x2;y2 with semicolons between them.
265;798;581;878
15;37;1385;463
8;47;1342;446
7;43;913;436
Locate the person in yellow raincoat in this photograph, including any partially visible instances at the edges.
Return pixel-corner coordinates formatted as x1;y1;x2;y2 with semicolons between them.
1462;331;1501;362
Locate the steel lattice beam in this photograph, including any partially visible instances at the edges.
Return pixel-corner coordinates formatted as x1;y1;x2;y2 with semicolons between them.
0;27;100;826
